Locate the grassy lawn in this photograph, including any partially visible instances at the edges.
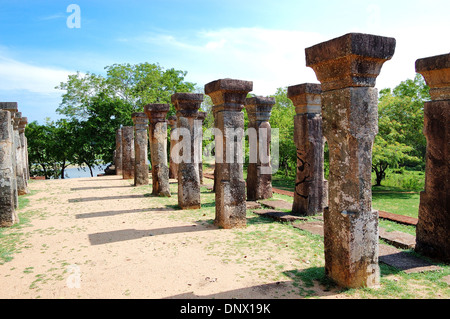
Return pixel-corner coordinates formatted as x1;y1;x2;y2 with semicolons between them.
272;169;424;219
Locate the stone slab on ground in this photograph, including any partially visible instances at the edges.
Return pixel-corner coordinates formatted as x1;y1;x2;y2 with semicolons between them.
379;244;441;274
246;201;262;209
258;199;292;211
252;209;307;223
379;228;416;250
292;221;324;237
379;210;418;226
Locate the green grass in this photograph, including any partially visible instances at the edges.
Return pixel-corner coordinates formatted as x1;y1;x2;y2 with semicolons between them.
0;190;37;264
273;169;424;219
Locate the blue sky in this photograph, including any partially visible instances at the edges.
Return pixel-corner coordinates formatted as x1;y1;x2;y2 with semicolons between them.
0;0;449;124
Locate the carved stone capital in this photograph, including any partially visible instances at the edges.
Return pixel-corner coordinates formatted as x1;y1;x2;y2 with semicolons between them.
305;33;396;91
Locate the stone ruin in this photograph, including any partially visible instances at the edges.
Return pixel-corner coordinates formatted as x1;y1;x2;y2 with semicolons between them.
112;34;447;288
305;32;396;288
3;31;443;289
144;104;171;197
415;53;449;263
0;102;30;227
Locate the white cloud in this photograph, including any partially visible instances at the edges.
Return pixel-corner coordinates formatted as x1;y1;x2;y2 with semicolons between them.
134;24;449;95
0;54;73;94
135;27;326;95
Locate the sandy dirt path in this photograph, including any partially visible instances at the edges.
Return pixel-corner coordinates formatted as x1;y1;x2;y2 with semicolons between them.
0;174;340;299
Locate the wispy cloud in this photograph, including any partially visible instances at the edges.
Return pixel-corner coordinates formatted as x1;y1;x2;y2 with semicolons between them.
125;27;326;95
38;13;66;21
0;54;73;94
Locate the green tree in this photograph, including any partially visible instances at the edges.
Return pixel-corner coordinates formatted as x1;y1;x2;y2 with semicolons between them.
372;74;428;186
372;135;420;186
26;120;67;179
269;87;296;177
378;74;429;163
55;62;196;120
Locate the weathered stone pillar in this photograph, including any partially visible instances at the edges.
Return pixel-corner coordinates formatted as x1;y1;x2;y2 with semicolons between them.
121;126;135;180
115;128;123;176
172;93;203;209
144;104;171;197
168;116;178;180
245;96;274;201
0;103;19;210
305;33;396;288
14;112;28;195
287;84;324;216
205;78;253;229
415;53;450;262
132;113;149;186
197;111;207;185
0;109;18;226
19;117;29;186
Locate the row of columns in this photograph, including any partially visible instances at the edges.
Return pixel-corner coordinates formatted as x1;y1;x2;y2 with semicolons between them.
110;32;448;288
0;102;30;227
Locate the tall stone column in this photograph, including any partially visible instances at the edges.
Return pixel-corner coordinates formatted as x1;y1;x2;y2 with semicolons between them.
205;78;253;229
168;116;178;180
121;126;135;180
245;96;274;201
0;109;18;226
287;83;324;216
132;113;149;186
305;33;396;288
14;112;28;195
115;128;123;176
172;93;203;209
197;111;207;185
144;104;171;197
0;103;19;210
19;117;29;187
415;53;449;262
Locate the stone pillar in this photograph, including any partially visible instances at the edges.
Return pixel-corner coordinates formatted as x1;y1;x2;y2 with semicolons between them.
144;104;171;197
0;103;19;210
115;128;123;176
121;126;135;180
132;113;149;186
172;93;203;209
168;116;178;180
245;96;274;201
205;78;253;229
305;33;396;288
197;111;207;185
19;117;29;186
287;84;324;216
0;109;18;226
415;53;450;262
14;112;28;195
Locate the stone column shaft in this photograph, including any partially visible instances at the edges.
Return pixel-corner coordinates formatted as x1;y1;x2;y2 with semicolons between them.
197;112;207;185
144;104;171;197
205;78;253;229
0;109;18;226
172;93;203;209
288;83;325;216
245;96;274;201
132;113;149;186
115;128;123;176
121;126;135;180
0;103;19;210
168;116;178;180
415;53;450;262
19;117;29;188
306;33;396;288
14;112;28;195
